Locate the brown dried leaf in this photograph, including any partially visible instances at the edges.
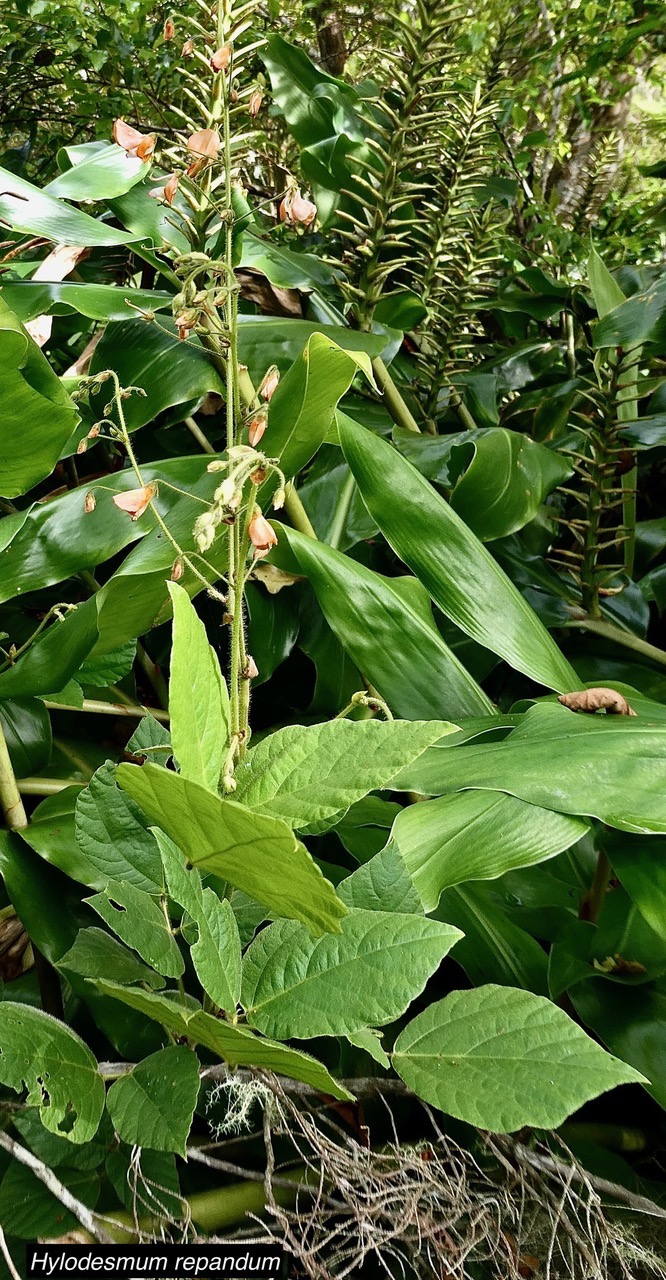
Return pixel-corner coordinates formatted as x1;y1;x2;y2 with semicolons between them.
252;563;303;594
558;687;636;716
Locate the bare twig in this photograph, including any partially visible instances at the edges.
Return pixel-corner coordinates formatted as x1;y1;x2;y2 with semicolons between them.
0;1130;114;1243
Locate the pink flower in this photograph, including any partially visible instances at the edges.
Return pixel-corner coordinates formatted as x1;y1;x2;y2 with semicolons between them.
149;172;180;205
210;44;232;72
279;187;317;228
164;17;175;40
249;512;278;558
258;366;279;401
113;119;156;162
186;128;220;177
181;38;194;57
112;482;157;521
248;413;268;447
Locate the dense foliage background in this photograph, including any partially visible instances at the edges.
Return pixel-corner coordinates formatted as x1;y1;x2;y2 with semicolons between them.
2;0;666;1275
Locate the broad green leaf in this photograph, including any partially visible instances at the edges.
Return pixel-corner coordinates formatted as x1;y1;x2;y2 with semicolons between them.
236;717;458;830
116;762;347;935
394;703;666;834
89;320;224;433
106;1147;181;1218
241;232;336;289
87;880;185;979
265;333;374;479
280;525;493;720
606;831;666;942
0;281;173;325
448;428;570;542
262;33;362;148
393;791;588;911
437;885;549;993
393;985;646;1132
167;583;229;790
593;275;666;350
0;457;210;604
236;317;388;384
95;982;353;1100
154;830;241;1014
241;910;462;1039
127;716;172;763
0;298;79;498
587;245;626;318
571;979;666;1111
338;844;423;914
339;416;577;692
75;763;162;892
0;697;52;777
58;927;165;990
0;166;135;246
0;1003;104;1143
45;141;148;200
347;1028;390;1068
106;1046;200;1157
0;1163;99;1239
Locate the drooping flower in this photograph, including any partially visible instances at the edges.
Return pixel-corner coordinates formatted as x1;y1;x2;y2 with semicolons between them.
248;511;278;558
112;482;157;521
181;38;194;57
113;119;156;162
149;171;180;205
279;186;317;228
210;44;232;72
258;365;279;402
248;87;264;117
248;412;268;447
186;128;221;177
164;17;175;40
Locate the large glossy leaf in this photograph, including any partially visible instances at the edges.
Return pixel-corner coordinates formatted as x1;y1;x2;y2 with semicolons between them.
338;844;423;914
279;525;493;720
393;791;588;911
605;830;666;942
106;1046;200;1157
0;166;135;246
95;981;353;1100
117;762;347;934
241;910;462;1039
594;275;666;350
0;298;79;498
0;1004;105;1143
393;985;646;1132
262;34;362;148
339;417;577;692
58;927;165;991
264;333;374;479
236;316;387;383
447;428;570;542
437;885;550;993
45;141;149;201
0;697;52;777
0;281;172;325
167;583;229;791
240;233;337;289
572;980;666;1111
236;717;458;830
89;320;224;432
0;457;212;603
394;703;666;834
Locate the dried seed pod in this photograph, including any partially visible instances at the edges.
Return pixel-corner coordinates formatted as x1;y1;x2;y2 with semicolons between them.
558;687;636;716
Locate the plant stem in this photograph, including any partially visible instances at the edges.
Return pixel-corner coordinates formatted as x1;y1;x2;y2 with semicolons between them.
43;698;170;723
18;778;84;796
185;415;216;454
328;469;355;549
372;356;421;434
136;640;169;708
584;848;611;924
283;482;317;537
0;719;28;831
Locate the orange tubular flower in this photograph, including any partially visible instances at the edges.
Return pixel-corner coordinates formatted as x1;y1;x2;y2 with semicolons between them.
248;512;278;558
112;482;158;521
149;172;180;205
113;119;156;162
279;186;317;228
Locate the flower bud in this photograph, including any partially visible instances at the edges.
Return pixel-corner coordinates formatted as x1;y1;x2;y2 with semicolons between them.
76;438;88;455
84;491;96;514
245;655;259;679
248;87;264;117
87;424;100;438
207;459;226;473
248;412;268;447
171;557;184;581
273;486;285;510
164;17;175;40
181;38;194;57
210;44;232;72
258;365;279;402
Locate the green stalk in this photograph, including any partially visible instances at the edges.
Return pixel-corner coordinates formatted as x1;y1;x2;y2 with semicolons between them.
564;616;666;670
0;720;28;831
372;356;420;434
